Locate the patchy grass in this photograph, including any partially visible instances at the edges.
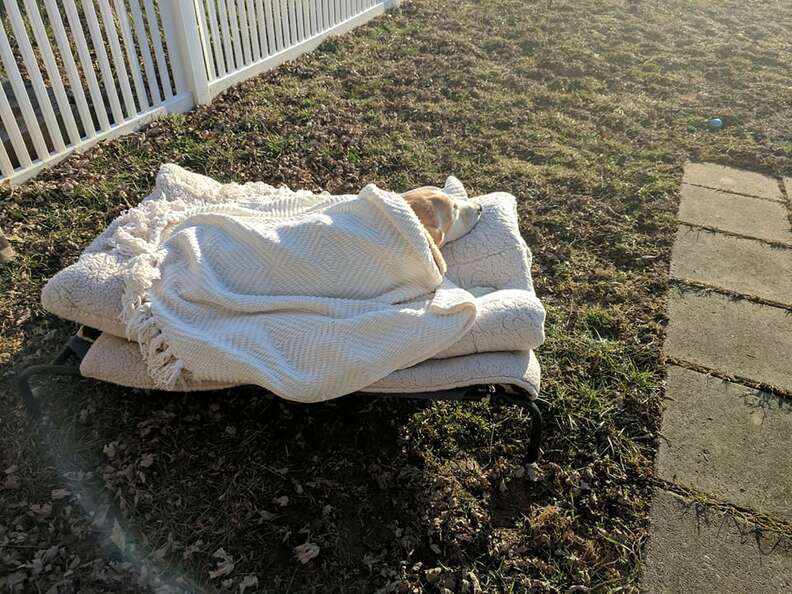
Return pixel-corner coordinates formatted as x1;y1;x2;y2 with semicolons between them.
2;0;791;591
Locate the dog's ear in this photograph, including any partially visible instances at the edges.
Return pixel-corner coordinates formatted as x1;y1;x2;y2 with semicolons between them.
425;224;445;247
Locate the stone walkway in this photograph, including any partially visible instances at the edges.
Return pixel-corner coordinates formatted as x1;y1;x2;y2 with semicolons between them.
641;163;792;593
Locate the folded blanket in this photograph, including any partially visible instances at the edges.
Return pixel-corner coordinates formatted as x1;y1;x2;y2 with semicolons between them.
108;168;477;402
80;333;542;398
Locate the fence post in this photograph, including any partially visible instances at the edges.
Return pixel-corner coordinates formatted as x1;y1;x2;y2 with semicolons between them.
168;0;211;104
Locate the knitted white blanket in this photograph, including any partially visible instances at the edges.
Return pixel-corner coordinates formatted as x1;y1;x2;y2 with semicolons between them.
111;167;477;402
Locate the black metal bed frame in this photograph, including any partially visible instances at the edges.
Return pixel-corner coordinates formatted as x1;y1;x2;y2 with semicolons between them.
17;326;543;464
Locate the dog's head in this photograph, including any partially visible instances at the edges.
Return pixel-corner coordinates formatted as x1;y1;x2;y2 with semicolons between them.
403;187;482;248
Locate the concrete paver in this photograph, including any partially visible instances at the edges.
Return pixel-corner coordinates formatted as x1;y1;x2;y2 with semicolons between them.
677;184;792;245
642;490;792;594
644;163;792;591
665;289;792;392
657;366;792;521
683;162;783;201
670;227;792;306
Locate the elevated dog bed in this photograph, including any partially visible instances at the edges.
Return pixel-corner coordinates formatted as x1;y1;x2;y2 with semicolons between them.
19;166;546;463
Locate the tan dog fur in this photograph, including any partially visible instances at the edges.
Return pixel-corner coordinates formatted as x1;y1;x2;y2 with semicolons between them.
402;187;483;274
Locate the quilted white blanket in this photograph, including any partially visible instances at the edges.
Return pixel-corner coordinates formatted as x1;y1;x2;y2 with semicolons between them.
111;166;477;402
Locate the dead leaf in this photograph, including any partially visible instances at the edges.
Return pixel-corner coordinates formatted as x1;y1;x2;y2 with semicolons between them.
182;540;203;560
51;489;70;500
111;519;126;552
209;548;235;579
140;454;155;468
257;510;277;522
526;463;543;482
92;504;110;527
30;503;52;517
239;575;259;593
294;542;320;564
103;442;118;459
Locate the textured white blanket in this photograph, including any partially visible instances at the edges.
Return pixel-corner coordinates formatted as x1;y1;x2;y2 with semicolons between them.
111;166;477;402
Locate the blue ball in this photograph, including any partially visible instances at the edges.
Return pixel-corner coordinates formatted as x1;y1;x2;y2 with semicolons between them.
708;117;723;129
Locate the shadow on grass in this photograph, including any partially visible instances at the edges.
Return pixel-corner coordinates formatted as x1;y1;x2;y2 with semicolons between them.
22;361;545;592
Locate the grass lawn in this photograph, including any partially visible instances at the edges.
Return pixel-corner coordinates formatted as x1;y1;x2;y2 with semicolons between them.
2;0;791;591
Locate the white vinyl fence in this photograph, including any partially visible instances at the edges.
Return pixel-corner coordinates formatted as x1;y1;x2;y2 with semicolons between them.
0;0;397;185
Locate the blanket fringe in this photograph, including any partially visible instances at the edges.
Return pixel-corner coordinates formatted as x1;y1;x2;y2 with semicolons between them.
112;198;193;390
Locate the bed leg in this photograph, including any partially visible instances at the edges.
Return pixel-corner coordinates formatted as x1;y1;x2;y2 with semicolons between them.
16;338;87;421
493;390;543;465
524;398;543;465
16;363;82;421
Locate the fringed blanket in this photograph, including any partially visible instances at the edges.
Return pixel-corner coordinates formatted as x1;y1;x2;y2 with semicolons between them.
110;165;477;402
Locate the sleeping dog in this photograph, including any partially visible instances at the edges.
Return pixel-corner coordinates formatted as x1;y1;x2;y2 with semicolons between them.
403;187;482;248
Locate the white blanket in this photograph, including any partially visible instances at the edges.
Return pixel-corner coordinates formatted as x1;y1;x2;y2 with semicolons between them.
111;167;477;402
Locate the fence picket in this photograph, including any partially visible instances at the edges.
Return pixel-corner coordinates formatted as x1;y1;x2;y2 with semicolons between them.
215;0;235;71
63;0;112;131
96;0;138;116
273;0;282;48
237;0;251;65
144;0;175;98
311;0;318;35
287;0;297;43
0;80;32;168
4;0;66;152
274;0;286;49
129;0;163;104
44;0;97;137
113;0;150;111
203;0;227;77
305;0;313;38
0;135;14;177
227;0;243;69
298;0;305;40
0;19;50;160
194;0;216;80
245;0;258;61
81;0;126;125
296;0;305;40
256;0;273;58
21;0;81;146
